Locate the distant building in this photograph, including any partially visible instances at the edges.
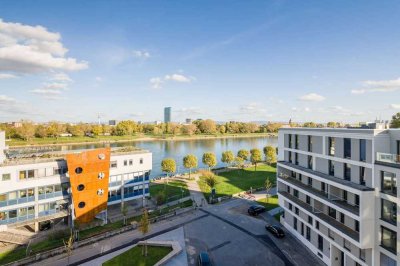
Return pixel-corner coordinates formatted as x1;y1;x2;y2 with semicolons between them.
109;120;117;126
154;121;162;125
164;107;171;123
7;122;22;128
185;118;192;124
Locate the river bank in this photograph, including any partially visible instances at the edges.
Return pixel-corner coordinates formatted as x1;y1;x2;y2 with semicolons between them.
7;133;277;148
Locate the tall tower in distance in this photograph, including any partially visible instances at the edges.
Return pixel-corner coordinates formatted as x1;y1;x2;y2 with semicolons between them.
164;107;171;123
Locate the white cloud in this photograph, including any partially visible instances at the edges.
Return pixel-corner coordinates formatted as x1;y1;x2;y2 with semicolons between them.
351;89;366;95
299;93;326;102
130;112;144;117
351;77;400;94
51;72;72;82
175;107;203;115
0;18;88;74
390;104;400;109
132;50;150;59
0;94;37;116
30;89;62;95
0;73;17;79
150;73;195;89
0;95;17;104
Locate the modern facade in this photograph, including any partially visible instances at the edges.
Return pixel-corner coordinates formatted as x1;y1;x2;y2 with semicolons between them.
277;127;400;266
0;131;152;244
164;107;171;123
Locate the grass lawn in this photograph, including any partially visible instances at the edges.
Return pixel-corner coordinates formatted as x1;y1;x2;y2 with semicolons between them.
197;164;276;199
103;245;172;266
256;195;279;211
150;180;190;202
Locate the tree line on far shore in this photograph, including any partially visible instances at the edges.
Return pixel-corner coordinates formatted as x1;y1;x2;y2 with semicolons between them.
160;145;277;178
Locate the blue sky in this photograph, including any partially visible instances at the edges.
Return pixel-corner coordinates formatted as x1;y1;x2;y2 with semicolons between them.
1;0;400;123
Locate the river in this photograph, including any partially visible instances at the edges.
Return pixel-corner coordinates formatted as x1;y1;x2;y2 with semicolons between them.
8;136;278;178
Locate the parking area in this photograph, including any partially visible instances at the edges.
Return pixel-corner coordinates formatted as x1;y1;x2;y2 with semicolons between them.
184;198;325;266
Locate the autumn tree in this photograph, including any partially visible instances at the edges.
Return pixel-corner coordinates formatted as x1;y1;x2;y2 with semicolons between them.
234;156;245;169
17;122;35;141
35;125;47;138
183;154;198;179
161;158;176;177
263;146;276;165
237;149;250;162
250;148;262;171
303;122;317;128
221;151;234;167
115;120;138;136
202;152;217;171
197;119;217;134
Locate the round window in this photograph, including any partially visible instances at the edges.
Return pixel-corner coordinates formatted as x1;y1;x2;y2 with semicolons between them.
98;153;106;160
77;184;85;191
78;202;85;208
98;172;105;179
75;167;83;174
97;189;104;196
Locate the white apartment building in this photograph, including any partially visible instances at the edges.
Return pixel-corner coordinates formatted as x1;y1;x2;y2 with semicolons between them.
0;131;152;244
277;127;400;266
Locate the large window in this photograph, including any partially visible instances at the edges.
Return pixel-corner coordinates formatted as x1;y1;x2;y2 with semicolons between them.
360;139;366;162
1;174;10;181
328;137;335;156
344;163;351;181
288;134;292;148
295;153;298;165
318;235;323;251
381;226;397;254
294;217;298;230
344;138;351;159
19;169;37;180
381;171;397;196
306;226;311;241
329;160;334;176
295;135;299;149
328;207;336;218
381;199;397;225
359;167;366;186
308;136;312;152
308;155;313;169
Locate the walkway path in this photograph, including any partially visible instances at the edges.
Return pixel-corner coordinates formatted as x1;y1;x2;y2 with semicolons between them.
185;175;208;208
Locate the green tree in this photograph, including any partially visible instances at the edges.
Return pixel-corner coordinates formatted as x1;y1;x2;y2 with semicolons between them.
390;112;400;128
17;122;35;141
250;148;262;171
264;177;274;203
221;151;234;167
326;121;340;128
161;158;176;177
234;156;245;169
183;154;198;179
303;122;317;128
203;172;218;201
139;209;150;256
263;146;276;165
202;152;217;171
91;125;103;136
35;125;47;138
115;120;138;136
237;149;250;161
197;119;217;134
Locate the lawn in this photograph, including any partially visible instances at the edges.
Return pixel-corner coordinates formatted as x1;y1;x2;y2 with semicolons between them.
256;195;279;211
149;180;190;202
103;245;172;266
197;164;276;199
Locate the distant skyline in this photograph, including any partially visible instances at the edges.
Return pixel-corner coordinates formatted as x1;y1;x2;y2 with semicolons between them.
1;1;400;123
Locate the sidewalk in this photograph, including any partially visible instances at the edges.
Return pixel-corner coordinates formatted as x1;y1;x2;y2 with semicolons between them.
185;174;208;207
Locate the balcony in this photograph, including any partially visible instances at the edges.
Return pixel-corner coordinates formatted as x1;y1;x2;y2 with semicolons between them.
279;190;359;242
376;152;400;168
278;173;359;215
278;161;373;191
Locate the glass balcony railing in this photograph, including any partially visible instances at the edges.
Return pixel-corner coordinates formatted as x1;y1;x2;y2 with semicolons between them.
376;152;400;165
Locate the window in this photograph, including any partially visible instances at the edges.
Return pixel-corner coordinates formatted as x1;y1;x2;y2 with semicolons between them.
359;249;366;262
286;186;290;193
318;235;323;251
77;184;85;191
291;171;296;178
140;158;143;164
344;138;351;159
295;153;298;165
355;220;359;232
75;167;83;174
295;207;299;215
321;182;326;193
288;203;292;211
328;207;336;219
308;216;313;225
308;177;312;186
381;199;397;224
288;151;292;163
360;139;366;162
129;159;133;166
344;163;351;181
110;161;118;168
98;172;105;179
381;226;397;253
328;137;335;156
340;213;345;223
288;134;292;148
359;167;366;185
294;217;298;230
343;190;347;202
381;171;397;196
344;239;351;251
329;160;334;176
0;194;6;203
293;189;299;198
1;173;10;181
124;160;128;166
298;173;302;182
380;253;397;266
78;202;86;208
308;136;312;152
53;167;67;175
308;155;313;169
19;170;26;180
306;226;311;241
355;195;359;206
301;222;304;235
316;221;319;230
295;135;299;149
306;195;311;204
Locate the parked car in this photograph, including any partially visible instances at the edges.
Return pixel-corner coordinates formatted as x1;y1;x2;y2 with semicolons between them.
247;205;266;216
265;224;285;238
198;251;212;266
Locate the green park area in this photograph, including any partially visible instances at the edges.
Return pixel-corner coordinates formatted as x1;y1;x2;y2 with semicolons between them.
197;164;276;199
149;180;190;204
256;195;279;211
103;245;172;266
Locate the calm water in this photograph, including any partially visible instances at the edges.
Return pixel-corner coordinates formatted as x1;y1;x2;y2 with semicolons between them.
9;136;278;178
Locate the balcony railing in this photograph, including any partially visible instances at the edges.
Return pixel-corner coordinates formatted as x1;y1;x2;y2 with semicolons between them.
376;152;400;165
